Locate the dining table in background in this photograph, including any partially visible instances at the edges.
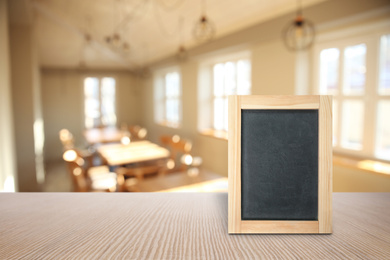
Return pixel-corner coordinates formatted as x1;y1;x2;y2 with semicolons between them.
84;127;123;145
97;140;170;166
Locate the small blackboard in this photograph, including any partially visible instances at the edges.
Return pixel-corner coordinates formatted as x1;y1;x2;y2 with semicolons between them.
241;109;319;221
228;96;332;234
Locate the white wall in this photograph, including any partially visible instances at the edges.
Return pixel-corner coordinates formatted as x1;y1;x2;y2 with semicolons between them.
140;0;390;183
41;69;141;162
9;24;41;191
31;23;45;185
0;0;17;191
141;40;295;176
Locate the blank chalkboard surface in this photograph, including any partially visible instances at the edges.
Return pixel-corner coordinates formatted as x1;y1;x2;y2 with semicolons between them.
228;95;332;234
241;110;318;220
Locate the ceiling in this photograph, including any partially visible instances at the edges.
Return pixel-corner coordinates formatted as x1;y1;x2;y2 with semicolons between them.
30;0;325;70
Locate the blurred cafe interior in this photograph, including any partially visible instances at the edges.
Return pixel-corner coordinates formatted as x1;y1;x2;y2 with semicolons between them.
0;0;389;192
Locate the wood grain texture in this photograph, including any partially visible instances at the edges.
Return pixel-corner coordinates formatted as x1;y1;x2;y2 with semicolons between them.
240;95;320;109
0;193;389;259
319;95;333;233
240;220;319;234
228;95;241;233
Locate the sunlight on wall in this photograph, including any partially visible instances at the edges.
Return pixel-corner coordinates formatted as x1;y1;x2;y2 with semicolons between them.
3;176;15;192
0;0;17;192
295;50;309;95
33;118;45;184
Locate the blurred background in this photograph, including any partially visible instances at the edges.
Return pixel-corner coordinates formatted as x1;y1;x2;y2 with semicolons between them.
0;0;389;192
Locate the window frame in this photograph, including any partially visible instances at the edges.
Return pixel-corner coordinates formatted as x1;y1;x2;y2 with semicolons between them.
198;51;252;139
83;75;117;129
313;20;390;162
153;66;182;128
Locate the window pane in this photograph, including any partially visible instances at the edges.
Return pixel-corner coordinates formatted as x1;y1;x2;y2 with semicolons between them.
224;62;236;95
84;77;100;128
166;72;180;97
375;101;390;160
333;100;338;146
213;97;224;130
237;59;251;95
101;77;116;126
213;63;224;97
166;99;179;124
343;44;366;95
319;48;339;95
84;77;99;98
210;58;251;132
379;34;390;95
341;100;364;150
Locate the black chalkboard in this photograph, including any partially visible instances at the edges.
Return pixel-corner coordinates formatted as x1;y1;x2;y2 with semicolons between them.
241;109;318;221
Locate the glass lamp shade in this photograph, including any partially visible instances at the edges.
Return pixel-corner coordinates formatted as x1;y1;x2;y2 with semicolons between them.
112;33;121;47
84;33;92;43
105;33;121;47
282;15;315;51
193;16;215;42
122;42;130;53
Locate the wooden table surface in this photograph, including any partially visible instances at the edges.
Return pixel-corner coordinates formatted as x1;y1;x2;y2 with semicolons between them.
133;169;228;192
84;127;123;144
0;193;389;259
97;140;170;166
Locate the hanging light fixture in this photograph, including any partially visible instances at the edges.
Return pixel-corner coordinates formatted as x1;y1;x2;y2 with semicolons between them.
79;32;92;68
193;0;215;42
122;42;130;53
282;0;315;51
111;33;121;47
177;45;188;61
104;0;128;53
177;17;188;61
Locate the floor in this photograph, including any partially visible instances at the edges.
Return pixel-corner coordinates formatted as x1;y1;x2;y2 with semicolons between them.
43;161;73;192
42;160;227;193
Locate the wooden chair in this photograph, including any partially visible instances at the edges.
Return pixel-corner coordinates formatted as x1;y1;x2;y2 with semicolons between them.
63;149;119;192
114;160;167;192
160;135;193;172
59;129;74;150
115;159;168;180
129;125;148;141
59;129;101;167
115;160;171;192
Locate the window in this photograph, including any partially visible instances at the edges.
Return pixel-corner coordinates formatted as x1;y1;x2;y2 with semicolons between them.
154;68;181;127
198;52;251;138
212;60;251;131
316;30;390;161
84;77;116;129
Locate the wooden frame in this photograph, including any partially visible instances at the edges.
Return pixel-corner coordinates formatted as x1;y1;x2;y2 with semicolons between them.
228;95;332;234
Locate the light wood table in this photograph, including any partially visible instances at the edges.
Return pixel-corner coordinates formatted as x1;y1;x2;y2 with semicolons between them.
84;127;123;144
97;140;170;166
0;193;389;259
